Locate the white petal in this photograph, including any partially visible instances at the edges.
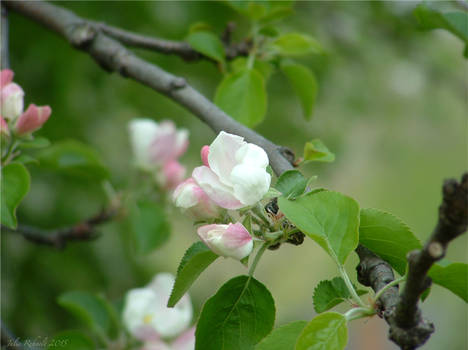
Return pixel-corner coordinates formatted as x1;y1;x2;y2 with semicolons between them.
235;143;269;168
128;119;159;170
208;131;245;186
192;166;243;209
230;164;271;206
122;288;159;337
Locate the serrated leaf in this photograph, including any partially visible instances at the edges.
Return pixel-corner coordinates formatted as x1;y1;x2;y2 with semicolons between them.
168;242;219;307
195;275;275;350
187;31;225;63
414;4;468;55
1;162;30;228
38;140;109;181
215;68;267;127
296;312;348;350
47;331;95;350
273;33;322;56
428;262;468;302
58;291;118;339
129;200;170;255
313;277;366;313
281;61;318;120
255;321;307;350
275;170;308;199
303;139;335;163
278;190;360;264
359;208;422;275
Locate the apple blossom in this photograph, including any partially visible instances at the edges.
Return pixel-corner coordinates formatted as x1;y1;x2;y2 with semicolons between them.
142;327;195;350
14;104;52;135
0;70;24;121
128;119;188;171
173;178;220;219
154;160;186;190
122;273;193;341
197;222;253;260
192;131;271;209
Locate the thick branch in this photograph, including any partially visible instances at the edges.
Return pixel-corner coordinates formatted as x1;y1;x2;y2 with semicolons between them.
2;207;118;249
5;0;291;176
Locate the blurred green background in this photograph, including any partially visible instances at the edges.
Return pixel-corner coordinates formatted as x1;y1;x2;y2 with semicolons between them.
2;1;467;349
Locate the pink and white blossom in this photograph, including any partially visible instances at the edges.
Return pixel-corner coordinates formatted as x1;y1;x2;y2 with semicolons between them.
122;273;193;341
128;119;188;171
0;76;24;121
14;104;51;135
158;160;186;190
197;222;253;260
192;132;271;209
173;178;220;219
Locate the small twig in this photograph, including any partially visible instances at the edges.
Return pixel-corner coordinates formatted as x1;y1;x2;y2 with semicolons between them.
2;206;119;249
1;3;10;69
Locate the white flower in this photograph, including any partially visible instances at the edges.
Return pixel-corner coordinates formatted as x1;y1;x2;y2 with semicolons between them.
122;273;192;340
192;131;271;209
173;178;221;219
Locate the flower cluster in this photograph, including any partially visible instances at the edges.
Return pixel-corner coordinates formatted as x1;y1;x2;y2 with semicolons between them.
123;273;195;350
128;119;188;190
173;131;271;261
0;69;51;137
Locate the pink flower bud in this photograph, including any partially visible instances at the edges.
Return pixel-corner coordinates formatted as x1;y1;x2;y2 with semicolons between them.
157;160;186;190
1;82;24;121
0;69;14;87
0;115;9;137
173;178;221;219
197;222;253;260
150;121;189;165
14;104;51;135
200;145;210;167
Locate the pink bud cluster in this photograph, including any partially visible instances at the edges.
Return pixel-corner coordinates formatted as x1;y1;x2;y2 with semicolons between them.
0;69;51;137
128;119;188;190
173;131;272;261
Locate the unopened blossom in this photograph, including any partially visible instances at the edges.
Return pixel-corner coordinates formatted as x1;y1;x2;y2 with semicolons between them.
0;116;9;137
0;69;24;121
192;131;271;209
173;178;220;219
158;160;186;190
197;222;253;260
128;119;188;171
122;273;193;340
15;104;51;135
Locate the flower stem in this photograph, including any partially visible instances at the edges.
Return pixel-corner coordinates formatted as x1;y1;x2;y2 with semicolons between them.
344;306;375;322
248;241;269;277
374;275;406;303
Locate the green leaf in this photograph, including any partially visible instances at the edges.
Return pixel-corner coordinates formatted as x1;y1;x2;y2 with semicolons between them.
428;262;468;302
262;187;283;201
195;275;275;350
303;139;335;163
278;190;360;264
414;4;468;55
281;61;318;120
359;208;422;275
187;31;225;63
47;331;95;350
275;170;308;199
1;163;30;228
255;321;307;350
259;6;294;24
230;58;274;81
215;68;267;127
313;277;366;313
189;22;214;34
129;200;170;255
273;33;322;56
296;312;348;350
38;140;109;181
168;242;219;307
15;154;38;165
58;291;118;339
17;136;51;149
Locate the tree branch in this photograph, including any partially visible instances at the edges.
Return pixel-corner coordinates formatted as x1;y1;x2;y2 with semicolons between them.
1;3;10;69
2;206;119;249
5;0;292;176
